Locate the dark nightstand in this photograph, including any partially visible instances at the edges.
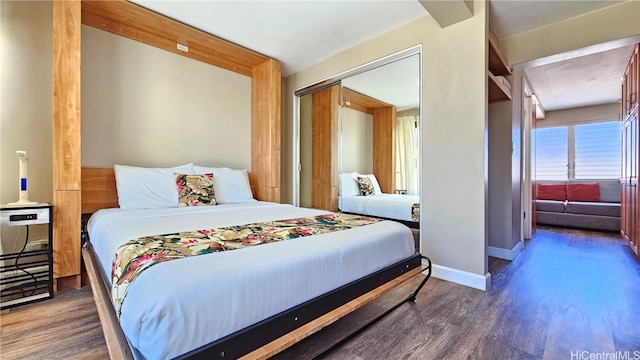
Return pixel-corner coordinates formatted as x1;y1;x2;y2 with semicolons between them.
0;204;53;309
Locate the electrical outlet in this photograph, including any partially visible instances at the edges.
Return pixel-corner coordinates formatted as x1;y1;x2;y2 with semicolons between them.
177;43;189;52
25;239;48;251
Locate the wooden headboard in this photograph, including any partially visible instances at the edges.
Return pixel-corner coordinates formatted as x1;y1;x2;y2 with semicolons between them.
81;168;118;214
81;168;258;214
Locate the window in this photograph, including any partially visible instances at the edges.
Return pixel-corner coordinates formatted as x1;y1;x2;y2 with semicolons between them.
535;126;568;180
535;121;621;180
574;122;621;179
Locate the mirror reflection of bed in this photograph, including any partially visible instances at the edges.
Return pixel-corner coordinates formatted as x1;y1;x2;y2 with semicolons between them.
296;53;421;251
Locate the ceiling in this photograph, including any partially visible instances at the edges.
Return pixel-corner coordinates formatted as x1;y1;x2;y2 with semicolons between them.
130;0;427;77
129;0;635;112
342;54;421;110
488;0;626;39
524;45;634;112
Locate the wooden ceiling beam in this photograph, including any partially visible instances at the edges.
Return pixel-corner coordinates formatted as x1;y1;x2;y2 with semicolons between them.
342;87;391;114
81;0;269;77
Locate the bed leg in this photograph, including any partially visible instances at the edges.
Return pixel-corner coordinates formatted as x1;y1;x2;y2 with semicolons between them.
311;255;432;359
407;255;431;302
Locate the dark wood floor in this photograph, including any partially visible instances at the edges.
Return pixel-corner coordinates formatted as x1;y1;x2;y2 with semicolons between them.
2;226;639;359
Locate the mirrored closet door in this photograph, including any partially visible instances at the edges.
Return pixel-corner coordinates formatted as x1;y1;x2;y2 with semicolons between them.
294;50;421;235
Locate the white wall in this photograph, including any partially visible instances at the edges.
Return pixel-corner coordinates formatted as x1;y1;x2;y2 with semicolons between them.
536;103;620;128
1;1;53;252
488;101;514;251
82;25;253;170
0;1;52;206
398;108;420;118
340;107;373;174
284;1;489;288
502;1;640;66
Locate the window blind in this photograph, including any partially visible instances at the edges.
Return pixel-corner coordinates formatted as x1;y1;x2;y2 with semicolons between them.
574;121;621;180
535;126;568;180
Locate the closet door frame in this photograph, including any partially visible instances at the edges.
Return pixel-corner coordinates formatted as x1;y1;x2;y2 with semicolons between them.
291;45;422;207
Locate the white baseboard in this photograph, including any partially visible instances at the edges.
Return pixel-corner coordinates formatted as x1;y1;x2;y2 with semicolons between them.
430;264;491;291
488;241;523;261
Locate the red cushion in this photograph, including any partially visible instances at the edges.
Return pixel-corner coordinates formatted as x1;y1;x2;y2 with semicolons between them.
537;183;566;201
567;183;601;202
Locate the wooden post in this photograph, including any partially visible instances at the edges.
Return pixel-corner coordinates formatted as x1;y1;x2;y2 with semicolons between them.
311;86;340;211
251;59;282;203
53;0;82;289
373;106;397;194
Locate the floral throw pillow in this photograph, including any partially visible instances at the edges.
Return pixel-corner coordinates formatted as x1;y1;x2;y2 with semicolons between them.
175;173;217;207
356;176;376;196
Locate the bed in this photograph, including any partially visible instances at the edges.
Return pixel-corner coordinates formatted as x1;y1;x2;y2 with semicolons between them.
338;172;420;228
81;167;431;359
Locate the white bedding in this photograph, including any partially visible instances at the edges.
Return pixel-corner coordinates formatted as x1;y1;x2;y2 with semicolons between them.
87;201;415;359
338;194;420;222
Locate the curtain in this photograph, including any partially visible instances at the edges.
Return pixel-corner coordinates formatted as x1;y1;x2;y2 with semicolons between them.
396;116;419;195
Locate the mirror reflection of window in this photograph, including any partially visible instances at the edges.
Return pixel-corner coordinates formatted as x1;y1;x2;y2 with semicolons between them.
396;110;419;195
341;54;420;196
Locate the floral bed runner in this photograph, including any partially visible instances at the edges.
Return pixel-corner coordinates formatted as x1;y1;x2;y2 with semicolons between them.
412;203;420;222
111;212;381;318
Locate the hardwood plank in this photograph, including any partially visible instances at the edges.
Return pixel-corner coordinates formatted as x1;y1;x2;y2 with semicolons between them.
0;286;108;360
281;227;640;359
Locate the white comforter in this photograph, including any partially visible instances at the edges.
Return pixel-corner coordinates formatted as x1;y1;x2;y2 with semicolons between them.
339;194;420;222
87;201;415;359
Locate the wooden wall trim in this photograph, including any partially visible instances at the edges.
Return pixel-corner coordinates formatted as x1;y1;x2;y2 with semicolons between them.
251;59;282;203
53;191;81;280
373;106;397;194
342;87;391;113
55;1;282;286
81;0;268;77
53;0;82;283
311;86;339;211
54;0;81;191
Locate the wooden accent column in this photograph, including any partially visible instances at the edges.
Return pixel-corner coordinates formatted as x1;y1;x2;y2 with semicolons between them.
311;86;340;211
251;59;282;203
53;0;82;289
373;106;397;194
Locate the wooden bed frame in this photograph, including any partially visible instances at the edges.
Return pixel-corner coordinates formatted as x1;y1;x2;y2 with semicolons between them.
52;0;281;290
80;167;431;359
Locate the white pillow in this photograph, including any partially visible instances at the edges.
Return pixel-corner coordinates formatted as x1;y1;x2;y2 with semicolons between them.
114;163;195;209
357;173;382;195
194;166;255;204
339;172;360;197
